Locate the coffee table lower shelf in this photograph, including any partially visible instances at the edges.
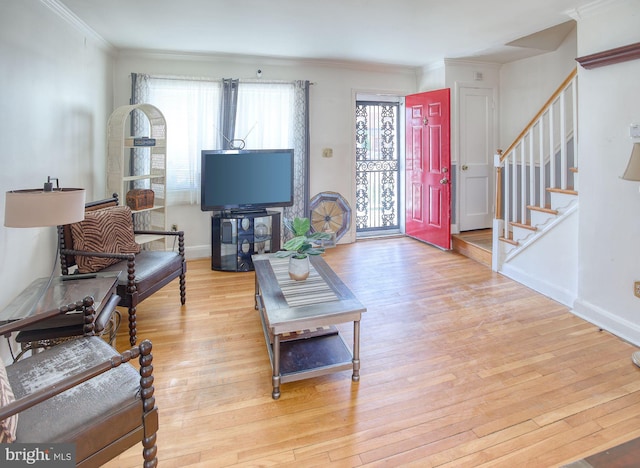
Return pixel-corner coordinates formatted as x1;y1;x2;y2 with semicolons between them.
261;322;355;399
279;328;353;378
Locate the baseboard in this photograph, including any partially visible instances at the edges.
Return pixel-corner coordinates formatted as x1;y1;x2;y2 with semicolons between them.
182;245;210;261
572;298;640;347
500;263;576;307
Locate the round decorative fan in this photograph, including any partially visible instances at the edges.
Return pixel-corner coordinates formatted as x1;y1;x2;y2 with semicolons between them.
309;191;351;241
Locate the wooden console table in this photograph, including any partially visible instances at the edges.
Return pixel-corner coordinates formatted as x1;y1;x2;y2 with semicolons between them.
253;254;366;399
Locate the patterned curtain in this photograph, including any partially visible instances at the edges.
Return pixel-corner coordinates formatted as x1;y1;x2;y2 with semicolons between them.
282;80;310;238
129;73;151;231
130;73;151;183
220;79;239;149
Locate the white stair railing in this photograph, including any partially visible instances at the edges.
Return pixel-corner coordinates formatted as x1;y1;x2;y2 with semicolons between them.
494;69;578;249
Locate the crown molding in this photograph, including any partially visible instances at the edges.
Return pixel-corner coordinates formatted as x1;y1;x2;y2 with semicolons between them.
444;58;502;69
39;0;113;52
117;48;419;75
566;0;623;20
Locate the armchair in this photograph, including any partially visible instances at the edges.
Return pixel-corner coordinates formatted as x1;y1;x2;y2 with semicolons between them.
59;194;186;346
0;297;158;467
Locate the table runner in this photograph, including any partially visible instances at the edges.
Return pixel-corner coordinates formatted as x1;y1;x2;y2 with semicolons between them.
268;257;338;307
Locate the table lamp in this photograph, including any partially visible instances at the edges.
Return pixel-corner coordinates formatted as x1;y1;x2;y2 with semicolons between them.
5;177;85;228
3;178;85;359
4;176;85;288
620;144;640;368
621;143;640;181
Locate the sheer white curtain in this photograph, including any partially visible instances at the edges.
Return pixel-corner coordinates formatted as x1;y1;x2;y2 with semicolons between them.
236;81;310;226
234;82;294;149
145;77;221;205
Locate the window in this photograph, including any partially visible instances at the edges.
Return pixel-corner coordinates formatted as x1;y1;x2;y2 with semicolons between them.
146;78;221;205
139;77;299;206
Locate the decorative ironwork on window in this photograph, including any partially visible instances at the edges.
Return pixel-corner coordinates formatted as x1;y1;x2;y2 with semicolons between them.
355;102;399;232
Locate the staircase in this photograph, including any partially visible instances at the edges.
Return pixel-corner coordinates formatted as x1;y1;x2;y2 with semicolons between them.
492;69;579;306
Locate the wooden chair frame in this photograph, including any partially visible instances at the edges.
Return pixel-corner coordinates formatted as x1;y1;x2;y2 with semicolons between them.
0;297;159;467
58;194;186;345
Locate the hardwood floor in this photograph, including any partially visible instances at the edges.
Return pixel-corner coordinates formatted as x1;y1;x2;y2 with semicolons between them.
104;236;640;467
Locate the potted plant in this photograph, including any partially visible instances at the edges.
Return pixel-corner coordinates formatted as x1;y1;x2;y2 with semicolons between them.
276;217;331;281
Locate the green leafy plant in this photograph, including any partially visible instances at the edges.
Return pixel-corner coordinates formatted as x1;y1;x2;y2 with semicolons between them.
275;217;331;259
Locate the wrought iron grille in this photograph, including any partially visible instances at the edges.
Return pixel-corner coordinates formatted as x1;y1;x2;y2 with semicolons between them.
355;101;399;232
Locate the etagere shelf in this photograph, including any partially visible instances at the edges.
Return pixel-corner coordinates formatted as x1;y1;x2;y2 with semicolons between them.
106;104;167;250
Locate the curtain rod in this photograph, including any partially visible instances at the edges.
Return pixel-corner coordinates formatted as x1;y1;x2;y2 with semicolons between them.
134;73;315;85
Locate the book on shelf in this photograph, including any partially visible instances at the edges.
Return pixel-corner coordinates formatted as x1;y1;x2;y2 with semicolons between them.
124;136;156;147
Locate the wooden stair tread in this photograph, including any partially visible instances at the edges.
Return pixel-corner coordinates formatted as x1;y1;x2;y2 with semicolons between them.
499;232;519;246
510;221;537;231
547;187;578;195
527;204;558;215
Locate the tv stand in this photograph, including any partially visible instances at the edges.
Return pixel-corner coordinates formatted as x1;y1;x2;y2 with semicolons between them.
227;208;268;216
211;211;281;272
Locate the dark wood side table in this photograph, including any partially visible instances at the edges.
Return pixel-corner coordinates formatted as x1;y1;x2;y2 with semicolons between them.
0;273;121;360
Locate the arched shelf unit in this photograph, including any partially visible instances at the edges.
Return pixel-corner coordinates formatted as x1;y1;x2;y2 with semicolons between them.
106;104;167;250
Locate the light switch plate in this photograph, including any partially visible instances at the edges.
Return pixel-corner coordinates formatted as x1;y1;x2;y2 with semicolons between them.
630;124;640;138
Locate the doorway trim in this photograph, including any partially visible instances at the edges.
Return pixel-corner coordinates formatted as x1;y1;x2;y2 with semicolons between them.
352;91;406;239
453;81;498;233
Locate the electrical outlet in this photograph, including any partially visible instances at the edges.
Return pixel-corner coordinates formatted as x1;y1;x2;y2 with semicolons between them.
171;224;178;231
635;281;640;298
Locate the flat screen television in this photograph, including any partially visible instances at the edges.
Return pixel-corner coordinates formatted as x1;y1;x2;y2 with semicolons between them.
201;149;294;212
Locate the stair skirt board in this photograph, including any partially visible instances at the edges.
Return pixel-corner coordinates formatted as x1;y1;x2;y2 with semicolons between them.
502;202;578;264
497;207;578;307
500;262;577;307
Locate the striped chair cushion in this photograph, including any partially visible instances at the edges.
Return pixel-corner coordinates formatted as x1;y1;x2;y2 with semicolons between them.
70;206;141;273
0;360;18;443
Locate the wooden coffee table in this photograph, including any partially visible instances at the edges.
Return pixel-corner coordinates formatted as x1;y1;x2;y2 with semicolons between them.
253;254;366;399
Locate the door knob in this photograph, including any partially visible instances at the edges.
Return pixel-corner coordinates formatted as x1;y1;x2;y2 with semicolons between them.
440;178;449;184
461;165;469;171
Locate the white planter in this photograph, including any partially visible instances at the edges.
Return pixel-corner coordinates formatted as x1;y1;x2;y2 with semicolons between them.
288;255;310;281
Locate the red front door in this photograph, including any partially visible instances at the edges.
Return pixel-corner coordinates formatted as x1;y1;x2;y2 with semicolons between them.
405;89;451;249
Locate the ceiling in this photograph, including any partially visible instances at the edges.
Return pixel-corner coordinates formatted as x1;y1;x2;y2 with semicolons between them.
57;0;595;68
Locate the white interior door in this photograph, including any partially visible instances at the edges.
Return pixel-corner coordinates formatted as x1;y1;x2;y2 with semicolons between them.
458;86;495;231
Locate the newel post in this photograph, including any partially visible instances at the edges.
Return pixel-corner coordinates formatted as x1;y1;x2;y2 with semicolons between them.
494;149;503;220
492;149;504;273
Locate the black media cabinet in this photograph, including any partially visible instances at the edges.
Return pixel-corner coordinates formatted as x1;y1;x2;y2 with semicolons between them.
211;211;281;272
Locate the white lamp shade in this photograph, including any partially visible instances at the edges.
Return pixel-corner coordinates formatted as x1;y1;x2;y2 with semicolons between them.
4;188;86;227
622;143;640;181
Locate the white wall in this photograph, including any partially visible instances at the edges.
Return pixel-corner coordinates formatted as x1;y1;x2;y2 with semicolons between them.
499;24;578;149
417;61;446;91
0;0;113;360
113;53;418;258
572;0;640;345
